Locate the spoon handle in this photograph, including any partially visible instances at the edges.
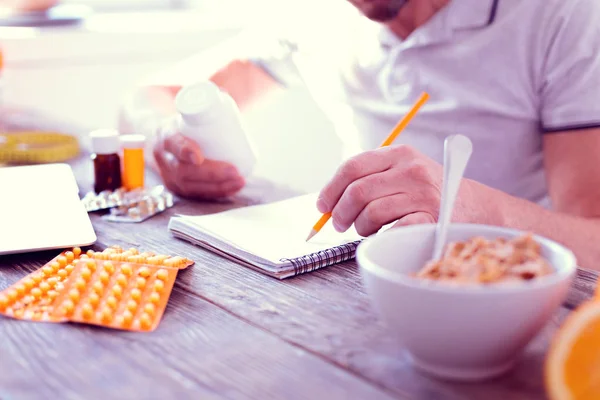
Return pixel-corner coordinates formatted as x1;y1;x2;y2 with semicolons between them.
432;135;473;260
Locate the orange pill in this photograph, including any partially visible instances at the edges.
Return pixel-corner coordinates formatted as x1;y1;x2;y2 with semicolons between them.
80;254;89;260
99;271;110;284
55;282;65;292
106;296;118;309
116;274;128;287
57;269;68;279
121;264;133;276
93;281;104;294
82;304;94;319
23;278;35;290
138;267;151;278
128;248;139;255
126;300;137;312
174;257;186;267
0;295;9;309
47;290;59;299
109;254;120;262
130;288;142;301
47;277;59;287
111;285;123;298
139;313;153;330
135;277;146;289
122;310;133;326
30;288;41;299
42;266;53;276
143;303;155;316
39;281;51;293
74;278;86;291
148;292;160;304
73;247;82;257
156;269;168;281
32;272;43;283
87;250;95;257
101;308;113;323
50;261;61;271
80;268;92;280
68;289;80;302
65;264;75;273
14;284;26;296
153;280;165;293
57;256;68;266
14;309;25;319
65;251;75;262
86;259;96;269
88;292;100;307
62;300;75;315
104;262;115;274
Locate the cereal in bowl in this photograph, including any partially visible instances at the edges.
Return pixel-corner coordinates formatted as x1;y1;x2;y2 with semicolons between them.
416;234;553;284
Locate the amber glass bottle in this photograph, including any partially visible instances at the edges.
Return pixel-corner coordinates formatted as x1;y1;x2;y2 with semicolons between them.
90;129;122;193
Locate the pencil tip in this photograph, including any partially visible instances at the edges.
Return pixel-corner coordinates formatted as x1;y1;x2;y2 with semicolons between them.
306;230;317;242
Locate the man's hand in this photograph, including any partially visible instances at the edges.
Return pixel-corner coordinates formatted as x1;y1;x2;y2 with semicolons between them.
153;128;245;200
317;145;453;236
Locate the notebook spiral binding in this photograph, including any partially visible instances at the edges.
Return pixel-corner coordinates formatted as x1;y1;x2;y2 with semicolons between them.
281;240;363;276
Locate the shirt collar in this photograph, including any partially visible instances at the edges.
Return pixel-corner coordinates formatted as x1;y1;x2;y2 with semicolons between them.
377;0;499;49
447;0;499;30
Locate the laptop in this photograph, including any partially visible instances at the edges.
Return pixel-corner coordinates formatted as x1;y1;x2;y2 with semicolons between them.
0;163;97;255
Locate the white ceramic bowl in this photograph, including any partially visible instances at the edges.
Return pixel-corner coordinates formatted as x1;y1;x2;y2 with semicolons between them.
356;224;576;382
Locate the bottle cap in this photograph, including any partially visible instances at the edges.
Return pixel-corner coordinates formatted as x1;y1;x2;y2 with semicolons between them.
175;81;223;126
90;129;120;155
120;134;146;149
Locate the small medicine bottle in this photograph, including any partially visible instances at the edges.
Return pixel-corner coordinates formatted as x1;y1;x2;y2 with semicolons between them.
90;129;122;193
175;81;257;177
120;134;146;190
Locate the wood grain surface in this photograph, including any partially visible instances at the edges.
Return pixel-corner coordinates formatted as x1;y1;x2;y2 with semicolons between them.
0;148;597;400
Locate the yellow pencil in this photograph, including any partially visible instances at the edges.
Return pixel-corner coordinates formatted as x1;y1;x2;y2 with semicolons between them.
306;92;430;242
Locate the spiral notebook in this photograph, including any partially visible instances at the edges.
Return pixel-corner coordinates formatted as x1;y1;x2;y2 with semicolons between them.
168;194;363;279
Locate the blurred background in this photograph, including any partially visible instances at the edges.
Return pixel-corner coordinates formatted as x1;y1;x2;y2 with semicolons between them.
0;0;347;193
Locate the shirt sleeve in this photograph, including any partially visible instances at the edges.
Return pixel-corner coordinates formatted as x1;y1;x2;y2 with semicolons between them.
540;0;600;132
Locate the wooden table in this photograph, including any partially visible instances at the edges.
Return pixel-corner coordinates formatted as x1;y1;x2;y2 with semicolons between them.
1;151;598;400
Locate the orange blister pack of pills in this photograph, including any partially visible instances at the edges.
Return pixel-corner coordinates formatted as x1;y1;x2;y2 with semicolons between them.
0;246;193;332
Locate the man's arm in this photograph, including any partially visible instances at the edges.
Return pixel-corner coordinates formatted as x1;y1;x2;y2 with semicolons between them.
470;128;600;270
315;128;600;271
487;0;600;269
118;35;286;137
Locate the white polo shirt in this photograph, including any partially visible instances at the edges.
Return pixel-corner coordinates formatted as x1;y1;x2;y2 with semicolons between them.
255;0;600;206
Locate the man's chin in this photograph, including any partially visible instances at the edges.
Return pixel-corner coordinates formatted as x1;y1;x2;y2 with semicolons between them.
362;6;401;22
351;0;406;22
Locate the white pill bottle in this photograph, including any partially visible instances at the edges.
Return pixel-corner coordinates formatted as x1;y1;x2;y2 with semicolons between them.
175;81;257;177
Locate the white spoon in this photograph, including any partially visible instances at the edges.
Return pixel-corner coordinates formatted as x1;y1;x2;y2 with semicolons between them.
432;134;473;260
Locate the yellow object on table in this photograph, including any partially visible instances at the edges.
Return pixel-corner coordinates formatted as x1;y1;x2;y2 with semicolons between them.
120;134;146;190
0;131;80;163
545;299;600;399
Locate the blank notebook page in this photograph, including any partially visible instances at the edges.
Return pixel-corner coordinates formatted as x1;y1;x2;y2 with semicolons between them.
172;194;362;266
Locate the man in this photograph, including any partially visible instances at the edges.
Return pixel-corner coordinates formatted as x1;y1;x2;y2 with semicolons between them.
120;0;600;270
